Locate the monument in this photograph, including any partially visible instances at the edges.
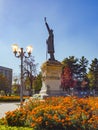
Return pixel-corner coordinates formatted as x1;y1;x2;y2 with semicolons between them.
40;18;62;96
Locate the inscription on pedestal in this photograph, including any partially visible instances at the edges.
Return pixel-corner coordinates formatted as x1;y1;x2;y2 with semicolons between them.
40;60;62;96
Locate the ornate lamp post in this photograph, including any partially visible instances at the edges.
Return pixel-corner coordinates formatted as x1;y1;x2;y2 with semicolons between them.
12;44;33;107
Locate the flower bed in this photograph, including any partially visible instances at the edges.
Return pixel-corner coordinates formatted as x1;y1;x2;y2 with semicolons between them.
0;96;29;102
3;97;98;130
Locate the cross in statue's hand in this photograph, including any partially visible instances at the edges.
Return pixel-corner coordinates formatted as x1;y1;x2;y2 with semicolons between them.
44;17;47;23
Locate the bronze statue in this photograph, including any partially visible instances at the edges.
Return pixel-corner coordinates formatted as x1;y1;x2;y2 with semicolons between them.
44;17;55;61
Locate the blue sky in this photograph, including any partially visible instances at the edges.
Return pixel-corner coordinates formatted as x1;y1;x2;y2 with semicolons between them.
0;0;98;76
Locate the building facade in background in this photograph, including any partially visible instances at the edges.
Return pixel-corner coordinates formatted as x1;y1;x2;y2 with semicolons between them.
0;66;12;94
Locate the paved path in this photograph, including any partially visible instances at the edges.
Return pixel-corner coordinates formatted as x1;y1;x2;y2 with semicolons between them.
0;102;20;118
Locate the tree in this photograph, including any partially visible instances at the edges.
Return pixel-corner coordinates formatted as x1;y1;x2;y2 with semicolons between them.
23;56;38;96
33;72;42;93
88;58;98;90
87;72;95;89
61;66;73;91
78;56;88;80
61;56;89;91
0;74;9;95
62;56;79;79
61;56;79;91
12;78;20;95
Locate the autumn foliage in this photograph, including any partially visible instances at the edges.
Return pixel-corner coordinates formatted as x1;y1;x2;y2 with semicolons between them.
61;67;76;90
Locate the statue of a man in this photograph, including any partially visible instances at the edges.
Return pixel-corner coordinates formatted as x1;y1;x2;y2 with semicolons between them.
44;17;55;61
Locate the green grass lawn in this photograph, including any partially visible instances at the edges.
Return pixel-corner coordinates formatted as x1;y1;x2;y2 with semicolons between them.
0;125;33;130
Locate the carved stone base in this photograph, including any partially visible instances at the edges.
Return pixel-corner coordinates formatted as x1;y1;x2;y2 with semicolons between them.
40;60;62;96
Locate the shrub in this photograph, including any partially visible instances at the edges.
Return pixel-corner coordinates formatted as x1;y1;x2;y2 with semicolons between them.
23;98;43;111
26;97;98;130
5;108;27;126
4;96;98;130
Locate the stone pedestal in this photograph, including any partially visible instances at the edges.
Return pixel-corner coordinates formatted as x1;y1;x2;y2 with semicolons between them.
40;60;62;96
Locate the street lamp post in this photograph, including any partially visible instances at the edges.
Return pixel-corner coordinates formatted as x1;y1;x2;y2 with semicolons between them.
12;44;33;107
